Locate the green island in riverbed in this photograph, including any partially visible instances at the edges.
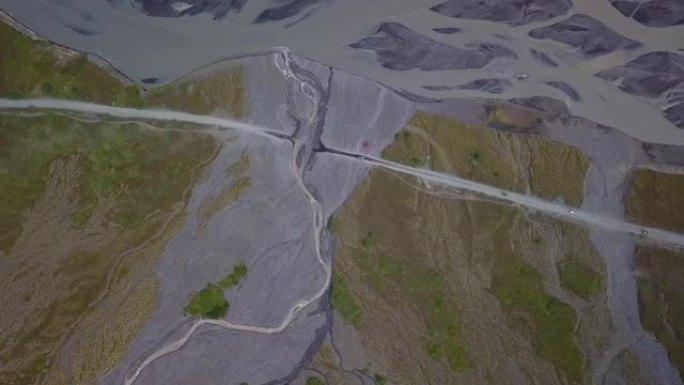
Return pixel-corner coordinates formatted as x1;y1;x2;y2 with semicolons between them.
184;263;248;319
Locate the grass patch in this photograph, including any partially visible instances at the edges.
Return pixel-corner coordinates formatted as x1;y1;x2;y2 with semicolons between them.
373;373;387;385
306;377;325;385
327;216;338;234
184;283;229;319
357;253;469;372
198;177;251;229
409;157;424;167
0;114;217;250
383;129;429;169
638;278;684;368
0;23;143;106
492;254;583;383
185;262;248;319
558;259;601;299
0;22;244;116
385;111;589;207
145;67;244;117
218;263;248;289
636;246;684;375
333;134;597;382
360;231;374;248
0;117;216;384
331;273;362;325
626;168;684;234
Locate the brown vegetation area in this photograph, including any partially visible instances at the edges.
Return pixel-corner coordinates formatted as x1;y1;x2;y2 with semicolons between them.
146;66;245;117
0;115;220;385
635;245;684;379
331;165;609;385
384;111;589;207
626;168;684;234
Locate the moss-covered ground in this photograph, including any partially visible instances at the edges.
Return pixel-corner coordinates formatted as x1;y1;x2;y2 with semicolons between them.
331;273;362;326
218;263;248;289
492;254;583;382
558;259;602;300
145;67;245;117
306;376;325;385
185;263;248;319
635;246;684;377
184;284;230;319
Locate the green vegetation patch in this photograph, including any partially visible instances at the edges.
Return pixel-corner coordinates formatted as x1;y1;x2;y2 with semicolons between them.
332;125;598;383
218;263;248;289
373;373;387;385
0;22;245;116
327;216;338;234
558;259;602;300
0;113;218;250
185;262;248;319
146;67;245;117
331;273;362;325
492;254;583;383
184;283;229;319
636;246;684;375
359;254;469;372
0;115;217;384
198;177;251;229
626;168;684;234
383;130;430;170
0;23;143;106
360;231;374;248
305;376;325;385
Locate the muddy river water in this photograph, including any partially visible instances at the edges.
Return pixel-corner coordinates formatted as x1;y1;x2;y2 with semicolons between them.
2;0;684;143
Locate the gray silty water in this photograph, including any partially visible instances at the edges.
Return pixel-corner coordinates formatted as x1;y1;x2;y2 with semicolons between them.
3;0;684;143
